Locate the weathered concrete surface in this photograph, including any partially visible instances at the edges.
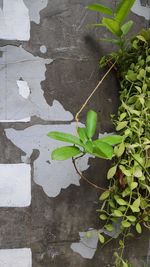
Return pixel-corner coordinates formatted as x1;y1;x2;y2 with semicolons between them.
0;0;149;266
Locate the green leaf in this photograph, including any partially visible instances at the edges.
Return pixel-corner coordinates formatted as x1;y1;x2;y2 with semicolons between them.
93;142;114;159
116;121;128;131
51;146;81;160
107;165;117;179
121;20;134;35
86;3;113;15
77;127;88;143
99;38;122;46
99;190;110;201
99;214;107;220
94;135;123;146
102;18;122;37
84;141;93;153
113;209;123;217
130;197;140;212
86;110;97;139
115;0;136;23
105;224;114;232
130;182;138;191
136;35;147;43
136;223;142;234
121;220;131;228
115;142;125;157
48;131;83;147
126;216;136;222
98;233;105;244
116;198;127;206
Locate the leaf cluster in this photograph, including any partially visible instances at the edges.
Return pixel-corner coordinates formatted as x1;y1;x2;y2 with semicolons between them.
86;0;135;46
48;110;123;161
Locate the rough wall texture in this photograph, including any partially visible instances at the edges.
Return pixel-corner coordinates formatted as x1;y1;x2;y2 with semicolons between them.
0;0;149;266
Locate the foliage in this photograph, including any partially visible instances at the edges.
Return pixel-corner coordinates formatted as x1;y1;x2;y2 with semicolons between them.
86;0;135;47
48;1;150;266
48;110;123;161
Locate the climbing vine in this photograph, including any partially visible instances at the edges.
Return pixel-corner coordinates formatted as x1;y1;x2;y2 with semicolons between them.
48;1;150;266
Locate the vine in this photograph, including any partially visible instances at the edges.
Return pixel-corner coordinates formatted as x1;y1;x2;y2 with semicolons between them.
47;1;150;266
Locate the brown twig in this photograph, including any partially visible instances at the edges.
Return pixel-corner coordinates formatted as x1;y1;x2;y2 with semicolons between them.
75;61;116;124
72;157;107;191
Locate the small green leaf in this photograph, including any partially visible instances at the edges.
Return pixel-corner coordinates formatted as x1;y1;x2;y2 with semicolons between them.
134;167;142;178
136;223;142;234
130;182;138;191
86;4;113;15
115;0;136;23
99;190;110;201
51;146;81;160
121;20;134;35
121;220;131;228
130;197;140;212
136;35;147;43
116;121;128;131
107;165;117;179
102;18;122;37
113;210;123;217
95;135;123;146
115;142;125;157
86;110;97;139
105;224;114;232
116;198;127;206
99;214;107;220
98;233;105;244
77;127;88;143
126;216;136;222
48;131;83;147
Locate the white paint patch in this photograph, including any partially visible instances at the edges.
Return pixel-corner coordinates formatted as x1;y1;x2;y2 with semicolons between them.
24;0;48;24
0;248;32;266
40;45;47;54
0;45;73;122
17;80;30;99
71;230;98;259
132;0;150;20
0;118;31;122
5;123;91;197
0;0;30;40
0;164;31;207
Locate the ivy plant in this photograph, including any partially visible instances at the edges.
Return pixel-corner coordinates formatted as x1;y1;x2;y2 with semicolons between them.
48;0;150;266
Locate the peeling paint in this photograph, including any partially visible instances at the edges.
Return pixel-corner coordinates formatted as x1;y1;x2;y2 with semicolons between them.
24;0;48;24
71;230;98;259
17;80;30;99
0;248;32;266
0;164;31;207
132;0;150;20
0;0;30;40
0;45;73;122
5;123;91;197
40;45;47;54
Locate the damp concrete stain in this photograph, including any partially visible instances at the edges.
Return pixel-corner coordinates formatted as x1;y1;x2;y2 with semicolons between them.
71;230;98;259
5;123;91;198
0;45;73;122
0;0;30;40
24;0;48;24
132;0;150;20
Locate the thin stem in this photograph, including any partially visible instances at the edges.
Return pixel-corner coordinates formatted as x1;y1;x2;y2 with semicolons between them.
75;61;116;123
72;157;107;191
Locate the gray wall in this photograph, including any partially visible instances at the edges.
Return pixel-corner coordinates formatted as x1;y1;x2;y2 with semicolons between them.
0;0;149;266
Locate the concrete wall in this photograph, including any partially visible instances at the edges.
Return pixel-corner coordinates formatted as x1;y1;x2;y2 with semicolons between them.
0;0;149;266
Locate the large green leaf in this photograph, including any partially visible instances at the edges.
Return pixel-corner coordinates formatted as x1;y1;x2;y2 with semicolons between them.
93;141;114;159
51;146;81;160
77;127;88;143
115;0;136;23
47;131;83;147
102;18;122;37
86;110;97;139
94;135;123;146
86;4;113;15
